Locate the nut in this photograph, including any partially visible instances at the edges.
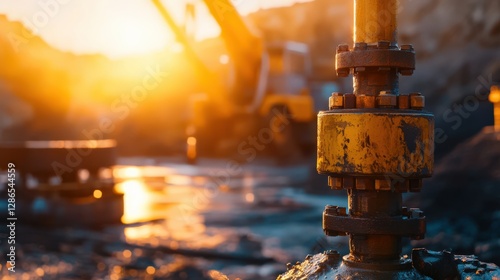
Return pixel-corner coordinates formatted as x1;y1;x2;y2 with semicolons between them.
410;93;425;109
398;94;410;109
377;91;397;108
356;95;376;108
337;44;349;53
377;41;390;49
401;44;414;51
328;176;343;189
343;177;355;189
325;205;338;215
410;208;424;219
375;179;392;190
400;69;414;76
344;94;356;109
355;178;375;190
329;93;344;109
354;42;367;50
336;68;350;77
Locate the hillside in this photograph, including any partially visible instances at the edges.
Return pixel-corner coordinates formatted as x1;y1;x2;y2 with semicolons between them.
0;14;209;154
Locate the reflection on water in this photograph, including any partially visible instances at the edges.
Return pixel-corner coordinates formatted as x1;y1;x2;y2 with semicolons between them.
113;166;142;180
106;163;333;279
2;162;339;279
115;179;151;224
113;166;224;250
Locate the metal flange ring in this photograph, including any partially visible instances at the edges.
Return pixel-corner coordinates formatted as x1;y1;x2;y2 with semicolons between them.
336;49;415;70
323;214;426;237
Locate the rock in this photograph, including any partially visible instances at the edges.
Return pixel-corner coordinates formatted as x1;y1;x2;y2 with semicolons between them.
407;128;500;265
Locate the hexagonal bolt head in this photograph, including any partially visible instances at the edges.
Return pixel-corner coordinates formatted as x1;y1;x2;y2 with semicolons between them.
344;94;356;108
398;95;410;109
329;93;344;109
324;205;339;215
410;93;425;109
377;41;391;49
400;69;414;76
375;179;392;190
409;208;424;218
336;68;350;77
377;91;397;108
401;44;414;51
328;176;343;189
337;44;349;53
354;42;367;50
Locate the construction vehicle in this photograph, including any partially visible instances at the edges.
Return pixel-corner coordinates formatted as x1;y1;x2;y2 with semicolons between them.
152;0;315;162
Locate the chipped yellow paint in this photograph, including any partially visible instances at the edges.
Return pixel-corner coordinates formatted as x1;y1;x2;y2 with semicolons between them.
317;110;434;176
490;86;500;130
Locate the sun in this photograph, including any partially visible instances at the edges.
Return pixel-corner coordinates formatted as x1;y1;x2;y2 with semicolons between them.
0;0;309;58
109;17;169;57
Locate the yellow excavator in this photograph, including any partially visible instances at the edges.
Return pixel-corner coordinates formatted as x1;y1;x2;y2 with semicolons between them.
152;0;315;162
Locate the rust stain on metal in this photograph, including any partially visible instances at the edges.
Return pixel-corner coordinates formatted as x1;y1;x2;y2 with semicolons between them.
317;111;434;176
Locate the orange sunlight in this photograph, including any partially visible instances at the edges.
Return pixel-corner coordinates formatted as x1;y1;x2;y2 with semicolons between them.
0;0;310;58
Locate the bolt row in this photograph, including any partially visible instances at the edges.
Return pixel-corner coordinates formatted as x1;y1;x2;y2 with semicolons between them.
337;42;414;52
328;176;423;192
329;92;425;110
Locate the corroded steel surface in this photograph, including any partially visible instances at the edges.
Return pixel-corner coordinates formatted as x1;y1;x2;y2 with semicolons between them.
317;110;434;177
336;47;415;72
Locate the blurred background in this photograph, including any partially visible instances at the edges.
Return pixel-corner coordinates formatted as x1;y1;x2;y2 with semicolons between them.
0;0;499;279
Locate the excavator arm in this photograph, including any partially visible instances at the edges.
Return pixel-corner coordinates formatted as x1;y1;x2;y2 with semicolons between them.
202;0;264;88
151;0;216;90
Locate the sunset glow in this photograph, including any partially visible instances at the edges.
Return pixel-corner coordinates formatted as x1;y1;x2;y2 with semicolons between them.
0;0;310;58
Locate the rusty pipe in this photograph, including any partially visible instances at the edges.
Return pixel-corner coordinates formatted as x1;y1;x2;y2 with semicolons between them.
352;0;400;96
354;0;398;44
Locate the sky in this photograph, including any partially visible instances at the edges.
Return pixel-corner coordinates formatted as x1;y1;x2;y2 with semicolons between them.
0;0;309;58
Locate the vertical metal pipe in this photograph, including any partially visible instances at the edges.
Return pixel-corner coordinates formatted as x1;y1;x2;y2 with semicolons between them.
348;190;403;261
348;0;403;262
354;0;398;44
353;0;399;96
